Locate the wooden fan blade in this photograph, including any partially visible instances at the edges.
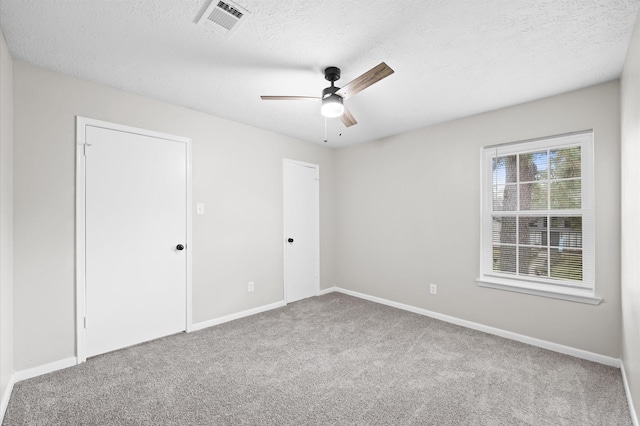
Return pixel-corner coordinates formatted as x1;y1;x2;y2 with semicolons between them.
341;106;357;127
260;96;320;101
335;62;394;100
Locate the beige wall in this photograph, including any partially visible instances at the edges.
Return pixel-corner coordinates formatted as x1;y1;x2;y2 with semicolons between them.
12;62;336;370
0;27;13;411
335;81;621;357
621;11;640;422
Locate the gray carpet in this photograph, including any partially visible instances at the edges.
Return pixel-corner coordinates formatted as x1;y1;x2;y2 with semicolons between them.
3;293;631;425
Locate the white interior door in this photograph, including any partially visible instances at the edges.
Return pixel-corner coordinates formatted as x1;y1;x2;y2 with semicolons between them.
283;160;319;303
82;122;189;358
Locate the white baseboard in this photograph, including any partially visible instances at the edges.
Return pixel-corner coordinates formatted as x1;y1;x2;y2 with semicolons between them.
191;300;286;332
13;357;77;383
4;289;625;424
622;361;639;426
331;287;620;368
9;302;289;389
0;373;15;423
318;286;338;296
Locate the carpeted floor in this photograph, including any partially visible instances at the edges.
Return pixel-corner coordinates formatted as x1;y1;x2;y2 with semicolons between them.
3;293;632;425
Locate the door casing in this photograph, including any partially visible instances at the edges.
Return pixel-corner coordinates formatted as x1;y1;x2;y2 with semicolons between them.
75;117;193;363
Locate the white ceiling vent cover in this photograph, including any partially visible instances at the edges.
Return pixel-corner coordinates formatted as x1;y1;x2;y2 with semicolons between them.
197;0;251;38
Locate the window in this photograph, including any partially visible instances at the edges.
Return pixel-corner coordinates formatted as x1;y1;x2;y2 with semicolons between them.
477;131;600;304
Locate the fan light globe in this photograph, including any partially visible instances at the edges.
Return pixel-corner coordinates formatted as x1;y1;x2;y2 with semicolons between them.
321;94;344;118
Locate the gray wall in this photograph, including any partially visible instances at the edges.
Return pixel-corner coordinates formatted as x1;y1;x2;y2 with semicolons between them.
13;62;336;371
335;81;621;358
0;27;13;411
9;56;627;374
621;10;640;422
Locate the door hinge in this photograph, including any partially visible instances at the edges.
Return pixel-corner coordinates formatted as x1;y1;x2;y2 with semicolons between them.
84;317;87;329
81;143;92;156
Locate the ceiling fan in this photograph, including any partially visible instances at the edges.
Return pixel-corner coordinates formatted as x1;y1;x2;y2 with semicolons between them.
260;62;394;128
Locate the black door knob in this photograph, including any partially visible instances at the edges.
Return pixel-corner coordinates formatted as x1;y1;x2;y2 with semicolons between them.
176;244;185;251
287;238;294;243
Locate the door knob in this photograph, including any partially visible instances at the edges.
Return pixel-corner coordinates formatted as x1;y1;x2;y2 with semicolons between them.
176;244;185;251
287;238;294;243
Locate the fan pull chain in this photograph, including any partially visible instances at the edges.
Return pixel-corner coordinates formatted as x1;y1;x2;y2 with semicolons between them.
324;118;328;143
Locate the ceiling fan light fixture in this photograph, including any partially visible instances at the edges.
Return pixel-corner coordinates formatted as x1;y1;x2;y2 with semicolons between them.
321;93;344;118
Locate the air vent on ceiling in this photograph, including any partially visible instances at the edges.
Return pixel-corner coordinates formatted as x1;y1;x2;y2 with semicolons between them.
197;0;251;38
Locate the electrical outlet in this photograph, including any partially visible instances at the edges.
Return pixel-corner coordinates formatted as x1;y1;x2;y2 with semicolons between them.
248;281;254;292
430;284;437;295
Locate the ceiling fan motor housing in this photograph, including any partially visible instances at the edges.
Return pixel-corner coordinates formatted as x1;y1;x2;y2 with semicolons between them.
322;86;339;99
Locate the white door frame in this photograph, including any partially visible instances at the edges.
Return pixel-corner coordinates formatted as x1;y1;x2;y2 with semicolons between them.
75;117;193;363
282;158;320;303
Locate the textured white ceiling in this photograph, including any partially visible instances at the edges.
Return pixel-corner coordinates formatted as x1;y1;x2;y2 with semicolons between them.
1;0;639;146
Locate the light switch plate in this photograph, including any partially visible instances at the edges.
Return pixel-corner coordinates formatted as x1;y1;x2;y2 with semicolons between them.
196;203;205;215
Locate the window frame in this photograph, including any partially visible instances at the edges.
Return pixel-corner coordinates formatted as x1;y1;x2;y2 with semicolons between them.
477;131;601;305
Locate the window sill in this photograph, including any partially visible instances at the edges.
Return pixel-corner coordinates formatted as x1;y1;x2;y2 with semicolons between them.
476;276;602;305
